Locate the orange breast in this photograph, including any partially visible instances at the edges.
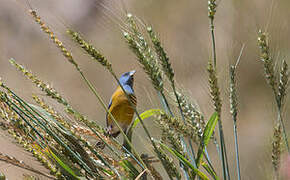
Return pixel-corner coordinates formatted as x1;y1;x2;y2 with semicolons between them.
107;86;136;133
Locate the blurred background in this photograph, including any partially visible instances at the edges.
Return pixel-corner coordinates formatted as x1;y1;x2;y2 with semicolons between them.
1;0;290;179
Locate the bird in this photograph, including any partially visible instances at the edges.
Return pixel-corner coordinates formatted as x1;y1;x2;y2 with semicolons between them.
106;70;137;138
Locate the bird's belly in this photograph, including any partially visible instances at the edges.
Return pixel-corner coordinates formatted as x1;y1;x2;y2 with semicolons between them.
107;97;135;135
112;101;134;126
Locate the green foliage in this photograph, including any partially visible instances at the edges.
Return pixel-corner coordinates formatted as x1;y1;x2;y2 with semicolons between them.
157;140;209;180
48;149;83;180
196;112;219;167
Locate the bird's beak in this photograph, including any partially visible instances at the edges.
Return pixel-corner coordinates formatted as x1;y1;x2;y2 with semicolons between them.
129;70;136;76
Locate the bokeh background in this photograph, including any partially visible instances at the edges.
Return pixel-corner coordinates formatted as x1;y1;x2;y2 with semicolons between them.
1;0;290;179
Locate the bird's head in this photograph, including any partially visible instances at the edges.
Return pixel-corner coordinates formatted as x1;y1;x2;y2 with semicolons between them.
119;70;136;88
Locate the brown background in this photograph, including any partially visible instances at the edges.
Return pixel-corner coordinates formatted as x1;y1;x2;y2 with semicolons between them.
1;0;290;179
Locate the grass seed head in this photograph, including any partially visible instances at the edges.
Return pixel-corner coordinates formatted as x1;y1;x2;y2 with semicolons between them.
230;66;238;121
154;145;181;179
272;123;282;175
278;60;288;108
29;10;79;68
207;61;222;116
67;30;112;71
257;30;277;96
208;0;217;19
175;91;205;140
123;30;163;92
147;26;174;82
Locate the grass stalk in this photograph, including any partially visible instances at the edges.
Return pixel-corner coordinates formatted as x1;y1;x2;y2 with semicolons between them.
1;90;99;177
210;18;217;68
172;84;197;165
230;45;244;180
277;109;289;152
233;120;241;179
207;61;229;180
207;1;230;179
147;25;199;168
32;96;120;176
257;31;290;153
158;92;191;180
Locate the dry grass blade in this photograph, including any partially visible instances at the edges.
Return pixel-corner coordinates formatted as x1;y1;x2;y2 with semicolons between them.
0;152;56;179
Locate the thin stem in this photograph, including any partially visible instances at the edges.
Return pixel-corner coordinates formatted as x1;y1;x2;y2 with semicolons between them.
217;119;227;180
92;127;122;158
159;91;173;115
277;108;289;153
213;138;222;160
209;13;230;180
223;139;231;180
171;83;198;166
204;148;216;175
230;45;244;180
203;151;218;180
157;91;191;179
111;138;144;170
210;18;217;68
6;93;98;177
233;120;241;180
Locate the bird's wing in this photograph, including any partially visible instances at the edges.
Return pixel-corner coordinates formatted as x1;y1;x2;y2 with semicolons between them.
129;94;137;107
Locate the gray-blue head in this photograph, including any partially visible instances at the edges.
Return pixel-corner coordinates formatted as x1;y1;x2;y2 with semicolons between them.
119;70;136;93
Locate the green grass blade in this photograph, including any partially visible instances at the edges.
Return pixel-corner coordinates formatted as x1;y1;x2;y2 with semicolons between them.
8;91;99;177
125;109;163;149
196;112;219;166
119;159;140;179
31;102;118;177
202;161;219;180
156;140;209;180
48;149;83;180
132;109;163;129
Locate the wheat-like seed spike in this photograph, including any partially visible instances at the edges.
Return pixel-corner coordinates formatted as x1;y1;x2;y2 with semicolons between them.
272;123;282;177
123;31;163;92
154;145;181;179
207;61;222;116
157;113;200;142
208;0;217;19
257;30;277;97
175;91;205;139
9;58;68;106
147;26;174;82
0;93;58;177
32;95;71;129
230;66;238;121
124;14;164;92
277;60;288;108
29;10;79;68
67;30;112;71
